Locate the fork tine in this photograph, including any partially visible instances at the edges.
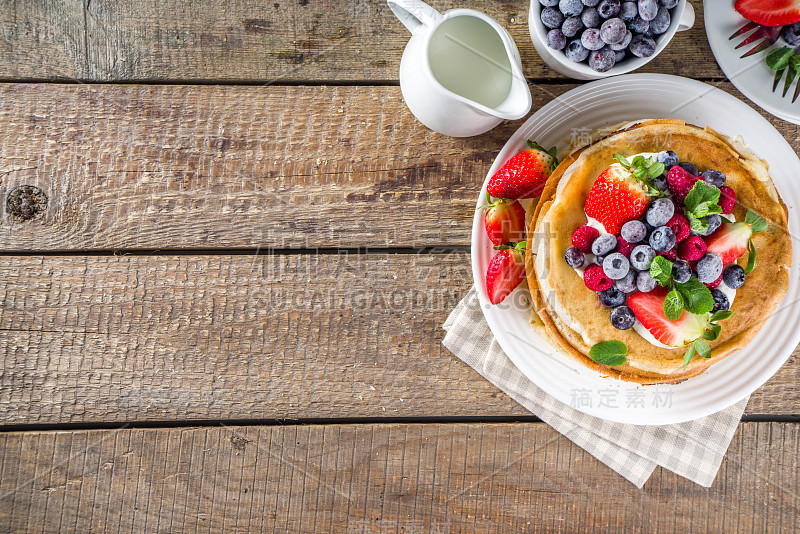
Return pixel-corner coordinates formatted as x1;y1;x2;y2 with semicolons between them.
741;39;777;58
774;68;785;92
729;21;758;40
793;78;800;103
734;28;765;49
783;65;797;97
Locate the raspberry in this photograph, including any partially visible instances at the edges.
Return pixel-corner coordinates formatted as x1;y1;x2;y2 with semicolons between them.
616;236;635;258
719;186;735;214
584;264;614;291
666;213;690;243
667;165;700;203
658;248;677;261
572;225;600;253
704;272;723;289
678;236;707;261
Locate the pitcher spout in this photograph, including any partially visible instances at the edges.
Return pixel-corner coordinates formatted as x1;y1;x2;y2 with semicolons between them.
489;32;532;120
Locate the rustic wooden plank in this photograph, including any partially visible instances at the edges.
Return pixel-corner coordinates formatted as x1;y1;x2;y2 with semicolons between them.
0;1;718;82
0;253;797;424
0;422;796;532
1;83;798;251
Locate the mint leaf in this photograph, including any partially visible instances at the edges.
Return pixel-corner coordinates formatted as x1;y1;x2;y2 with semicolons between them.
676;278;715;315
647;161;665;178
694;338;711;359
766;47;795;70
683;344;695;369
744;239;757;274
589;340;627;367
702;323;721;341
687;212;708;234
710;310;734;322
684;181;721;215
745;209;768;233
631;155;645;166
664;290;684;321
613;153;631;168
650;256;673;286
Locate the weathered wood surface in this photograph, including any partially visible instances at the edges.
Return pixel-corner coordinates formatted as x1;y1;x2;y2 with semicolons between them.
0;0;719;83
1;83;797;251
0;422;797;533
0;254;796;425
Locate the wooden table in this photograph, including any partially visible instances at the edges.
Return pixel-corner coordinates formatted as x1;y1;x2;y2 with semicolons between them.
0;1;797;531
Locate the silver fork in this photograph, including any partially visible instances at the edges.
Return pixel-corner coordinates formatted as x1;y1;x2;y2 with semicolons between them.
772;64;800;103
729;21;781;58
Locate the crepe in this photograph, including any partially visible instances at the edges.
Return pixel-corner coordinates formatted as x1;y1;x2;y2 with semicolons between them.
525;119;792;384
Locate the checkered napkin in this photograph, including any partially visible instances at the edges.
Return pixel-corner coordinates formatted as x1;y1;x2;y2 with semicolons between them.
442;287;747;488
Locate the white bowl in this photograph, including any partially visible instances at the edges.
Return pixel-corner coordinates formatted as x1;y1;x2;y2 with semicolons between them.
528;0;695;80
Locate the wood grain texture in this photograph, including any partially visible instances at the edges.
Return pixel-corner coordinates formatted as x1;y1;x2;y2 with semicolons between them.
0;254;796;425
0;422;797;532
0;0;718;82
1;83;798;251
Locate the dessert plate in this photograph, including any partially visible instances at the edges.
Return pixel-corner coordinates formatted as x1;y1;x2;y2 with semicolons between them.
704;0;800;125
471;74;800;425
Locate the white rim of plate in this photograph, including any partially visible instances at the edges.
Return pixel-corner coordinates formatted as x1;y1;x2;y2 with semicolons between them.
471;73;800;425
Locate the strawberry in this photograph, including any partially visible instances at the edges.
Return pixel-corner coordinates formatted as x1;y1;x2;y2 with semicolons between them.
584;165;650;235
483;197;526;246
486;242;527;305
628;287;710;347
705;222;753;265
487;141;558;199
735;0;800;27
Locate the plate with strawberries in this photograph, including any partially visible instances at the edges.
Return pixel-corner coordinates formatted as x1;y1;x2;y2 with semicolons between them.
471;74;800;425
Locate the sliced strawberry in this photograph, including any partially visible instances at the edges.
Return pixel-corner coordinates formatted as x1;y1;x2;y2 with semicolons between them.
735;0;800;27
705;222;753;265
487;141;558;199
584;164;650;235
628;287;710;347
484;198;526;246
486;242;527;305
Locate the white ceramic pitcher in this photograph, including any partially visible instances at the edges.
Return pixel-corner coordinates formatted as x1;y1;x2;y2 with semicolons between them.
387;0;532;137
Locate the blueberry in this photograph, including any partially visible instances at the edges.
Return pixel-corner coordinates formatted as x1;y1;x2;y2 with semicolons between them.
582;0;601;6
672;260;692;283
678;161;699;175
646;197;675;227
620;1;638;20
621;220;647;243
581;7;602;27
562;16;584;37
655;150;679;169
547;29;568;49
658;0;678;7
542;7;565;28
615;270;637;293
638;0;658;20
636;270;658;292
565;246;585;268
649;225;676;252
595;254;607;265
653;174;669;192
597;0;621;18
565;39;590;61
599;17;627;44
603;252;630;280
697;253;723;283
598;287;625;308
588;46;616;71
627;15;649;34
591;233;617;256
540;0;560;6
701;169;726;188
782;22;800;47
649;7;670;34
710;288;730;313
610;305;636;329
581;28;605;50
722;264;746;289
559;0;584;16
692;214;721;237
614;49;625;62
609;30;632;50
629;34;656;57
630;244;656;270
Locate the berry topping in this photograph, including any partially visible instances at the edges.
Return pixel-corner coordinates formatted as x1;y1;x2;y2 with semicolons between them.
591;233;618;256
564;246;586;268
572;225;600;253
584;264;614;291
718;186;736;214
652;174;669;192
655;150;679;169
486;242;527;305
658;248;678;262
723;264;746;289
616;235;636;257
484;198;526;246
701;169;726;188
630;244;656;270
783;22;800;46
649;225;676;252
584;164;651;234
678;235;707;261
610;305;636;329
615;270;637;293
487;141;559;199
599;287;627;307
636;270;658;292
666;165;700;202
710;288;730;312
666;213;690;243
628;287;710;347
646;197;675;227
697;252;723;283
705;222;753;265
672;260;692;283
691;213;722;237
603;252;631;280
734;0;800;27
621;219;647;243
678;162;699;175
705;272;723;289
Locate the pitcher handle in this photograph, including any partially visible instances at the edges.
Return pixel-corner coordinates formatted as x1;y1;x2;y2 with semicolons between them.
677;1;695;32
387;0;441;34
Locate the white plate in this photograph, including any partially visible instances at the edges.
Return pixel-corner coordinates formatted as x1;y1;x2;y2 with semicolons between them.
705;0;800;125
471;74;800;425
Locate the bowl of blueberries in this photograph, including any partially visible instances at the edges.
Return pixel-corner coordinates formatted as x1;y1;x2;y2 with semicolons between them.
529;0;695;79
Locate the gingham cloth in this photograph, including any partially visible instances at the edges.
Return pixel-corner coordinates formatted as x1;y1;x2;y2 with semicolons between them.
442;287;747;488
